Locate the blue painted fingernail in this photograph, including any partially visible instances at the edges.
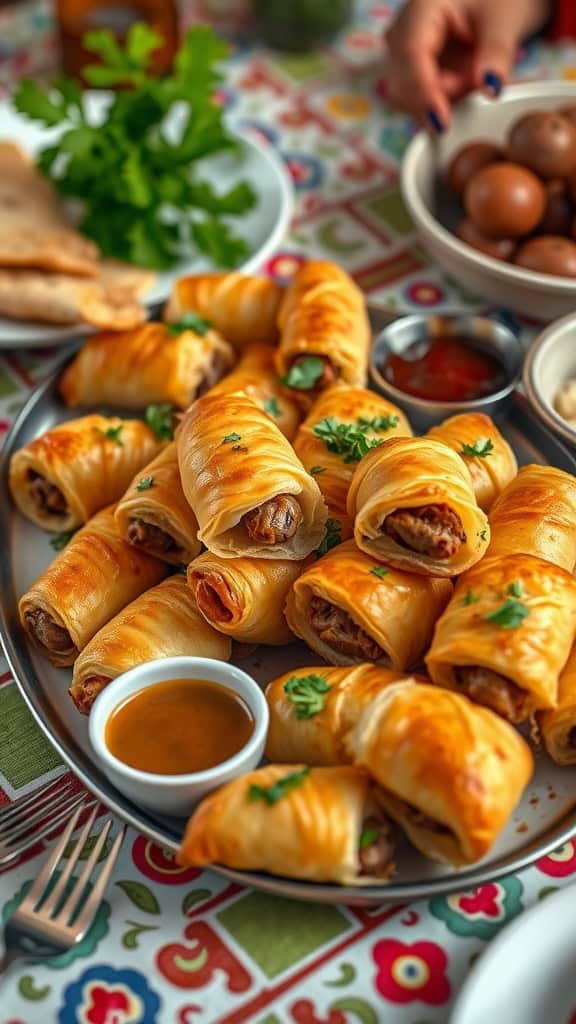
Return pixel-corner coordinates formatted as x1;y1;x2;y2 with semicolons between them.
483;71;502;97
427;110;444;134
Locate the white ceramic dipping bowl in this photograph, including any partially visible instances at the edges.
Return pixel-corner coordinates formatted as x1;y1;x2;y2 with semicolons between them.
89;656;269;816
523;311;576;448
401;82;576;321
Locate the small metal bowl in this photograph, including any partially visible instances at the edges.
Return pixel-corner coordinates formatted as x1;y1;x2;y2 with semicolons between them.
523;312;576;449
369;313;523;432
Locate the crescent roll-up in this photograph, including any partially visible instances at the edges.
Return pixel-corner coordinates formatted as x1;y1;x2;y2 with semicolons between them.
69;575;232;715
178;764;396;885
177;391;327;559
265;663;418;765
188;550;305;645
285;539;452;668
347;436;489;577
19;506;166;667
426;553;576;723
9;415;162;532
115;443;200;565
539;647;576;765
427;413;517;512
209;344;301;441
59;321;235;410
347;681;533;867
293;384;412;538
486;464;576;571
275;261;370;402
164;272;284;348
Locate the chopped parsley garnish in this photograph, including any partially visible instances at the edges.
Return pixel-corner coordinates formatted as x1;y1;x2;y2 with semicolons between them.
50;529;77;551
479;529;488;541
310;465;325;475
281;356;324;391
370;566;390;578
166;311;212;336
357;414;400;433
359;826;380;849
461;438;494;458
249;767;310;805
463;590;480;606
145;403;174;441
103;425;124;446
284;673;332;719
313;417;383;464
221;432;241;444
507;580;525;598
263;397;281;418
136;476;155;491
316;517;342;556
484;598;530;630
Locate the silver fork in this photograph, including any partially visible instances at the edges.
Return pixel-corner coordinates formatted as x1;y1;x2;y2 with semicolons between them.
0;799;126;975
0;775;86;866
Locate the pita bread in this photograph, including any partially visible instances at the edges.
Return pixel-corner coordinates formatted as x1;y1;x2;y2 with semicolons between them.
0;141;99;276
0;260;155;330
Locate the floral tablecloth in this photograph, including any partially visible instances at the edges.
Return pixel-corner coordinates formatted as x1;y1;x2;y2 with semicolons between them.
1;2;576;1022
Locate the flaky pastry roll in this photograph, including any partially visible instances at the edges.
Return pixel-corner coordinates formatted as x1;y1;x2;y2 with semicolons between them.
539;646;576;766
164;272;284;348
486;464;576;571
427;412;517;512
209;344;301;441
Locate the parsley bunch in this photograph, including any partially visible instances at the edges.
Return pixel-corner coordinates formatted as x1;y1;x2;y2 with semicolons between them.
313;417;384;463
14;24;256;270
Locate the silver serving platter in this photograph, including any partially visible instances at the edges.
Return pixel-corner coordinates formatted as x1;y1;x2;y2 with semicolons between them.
1;323;576;905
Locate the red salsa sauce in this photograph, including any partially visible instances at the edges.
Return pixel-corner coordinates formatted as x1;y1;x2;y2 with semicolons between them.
383;335;508;403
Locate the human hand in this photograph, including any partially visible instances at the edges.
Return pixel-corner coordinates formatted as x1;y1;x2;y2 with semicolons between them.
384;0;552;131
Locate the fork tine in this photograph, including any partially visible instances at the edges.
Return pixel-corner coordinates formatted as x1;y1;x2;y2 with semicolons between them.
20;800;94;911
57;817;114;927
0;777;72;827
0;792;87;866
40;805;99;917
0;788;81;845
68;824;125;939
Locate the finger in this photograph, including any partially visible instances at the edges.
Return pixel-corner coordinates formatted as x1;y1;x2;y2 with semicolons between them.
471;8;526;98
386;3;456;130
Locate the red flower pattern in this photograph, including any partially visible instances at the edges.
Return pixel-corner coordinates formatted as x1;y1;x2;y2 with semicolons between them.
373;939;451;1005
85;986;130;1024
132;836;201;885
537;842;576;878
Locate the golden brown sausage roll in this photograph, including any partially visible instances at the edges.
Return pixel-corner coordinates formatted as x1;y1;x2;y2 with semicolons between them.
347;681;534;866
177;391;327;559
69;575;232;715
9;415;162;532
209;344;301;441
293;383;412;537
486;464;576;571
59;321;235;410
178;764;396;885
188;550;306;645
427;413;517;512
275;261;371;402
426;552;576;722
265;663;417;765
19;506;166;667
347;436;490;577
539;647;576;765
164;272;284;348
114;443;200;566
285;539;452;668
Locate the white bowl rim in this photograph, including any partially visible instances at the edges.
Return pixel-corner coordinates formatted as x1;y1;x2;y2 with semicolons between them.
402;82;576;294
523;311;576;445
88;656;269;787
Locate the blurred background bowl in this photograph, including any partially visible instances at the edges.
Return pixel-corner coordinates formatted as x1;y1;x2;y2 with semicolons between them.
401;82;576;322
524;312;576;448
369;312;522;432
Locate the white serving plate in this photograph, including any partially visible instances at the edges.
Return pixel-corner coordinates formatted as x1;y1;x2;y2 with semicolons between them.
0;92;293;348
451;884;576;1024
0;312;575;904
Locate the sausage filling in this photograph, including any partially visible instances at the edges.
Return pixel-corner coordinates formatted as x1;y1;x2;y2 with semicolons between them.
71;675;110;715
24;608;74;655
195;348;233;398
310;596;386;662
290;355;339;390
243;494;303;545
358;816;395;876
383;503;466;560
195;577;235;623
127;517;181;557
456;666;528;721
27;470;67;516
402;802;453;836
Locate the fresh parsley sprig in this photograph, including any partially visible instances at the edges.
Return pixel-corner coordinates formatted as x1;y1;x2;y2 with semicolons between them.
370;566;390;579
316;517;342;556
145;403;174;441
166;311;212;336
281;356;325;391
313;417;383;464
249;768;310;805
484;597;530;629
357;414;400;433
50;529;78;551
102;425;124;446
283;673;332;719
263;397;281;418
136;477;155;492
359;826;380;849
461;438;494;458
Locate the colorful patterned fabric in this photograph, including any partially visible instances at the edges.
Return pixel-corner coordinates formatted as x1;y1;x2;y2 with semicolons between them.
1;2;575;1021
